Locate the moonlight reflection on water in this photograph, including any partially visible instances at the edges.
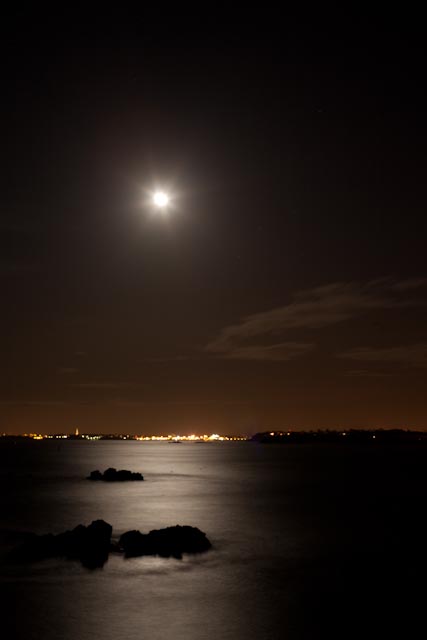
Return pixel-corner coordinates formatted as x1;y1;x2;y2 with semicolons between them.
1;441;426;639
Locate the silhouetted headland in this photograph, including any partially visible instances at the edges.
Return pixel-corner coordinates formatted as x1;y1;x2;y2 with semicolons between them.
251;429;427;444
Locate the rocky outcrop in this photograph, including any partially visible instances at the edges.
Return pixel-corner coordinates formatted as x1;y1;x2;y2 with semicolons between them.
88;468;144;481
10;520;112;569
119;525;212;559
10;522;211;568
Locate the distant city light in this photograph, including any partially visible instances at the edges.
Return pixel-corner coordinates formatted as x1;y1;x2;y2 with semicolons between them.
12;432;246;442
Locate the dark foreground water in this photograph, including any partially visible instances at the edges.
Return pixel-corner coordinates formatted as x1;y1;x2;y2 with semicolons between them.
0;441;426;639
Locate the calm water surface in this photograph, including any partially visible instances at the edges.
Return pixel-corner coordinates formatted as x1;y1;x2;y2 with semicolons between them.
1;441;425;639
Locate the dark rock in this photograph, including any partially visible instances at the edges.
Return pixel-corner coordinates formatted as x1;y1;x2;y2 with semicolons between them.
88;470;102;481
119;525;212;559
10;520;113;569
10;521;211;567
79;519;112;569
87;467;144;481
119;530;146;557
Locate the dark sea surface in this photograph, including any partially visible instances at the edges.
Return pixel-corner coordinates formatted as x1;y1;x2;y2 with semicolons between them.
0;440;426;639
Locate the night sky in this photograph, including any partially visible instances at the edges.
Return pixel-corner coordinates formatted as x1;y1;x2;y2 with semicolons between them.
2;10;426;434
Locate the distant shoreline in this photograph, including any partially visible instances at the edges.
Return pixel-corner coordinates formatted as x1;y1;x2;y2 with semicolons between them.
0;429;426;444
250;429;427;444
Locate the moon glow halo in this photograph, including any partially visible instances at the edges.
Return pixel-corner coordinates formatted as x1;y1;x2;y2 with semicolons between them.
152;191;170;209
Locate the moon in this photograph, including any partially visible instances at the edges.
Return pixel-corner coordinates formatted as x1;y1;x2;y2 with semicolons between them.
152;191;170;209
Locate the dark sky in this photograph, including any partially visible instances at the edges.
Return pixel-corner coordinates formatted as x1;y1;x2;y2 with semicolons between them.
1;10;426;434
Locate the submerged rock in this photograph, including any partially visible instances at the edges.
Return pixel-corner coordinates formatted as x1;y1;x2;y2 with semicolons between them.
88;468;144;482
119;525;212;559
10;520;112;569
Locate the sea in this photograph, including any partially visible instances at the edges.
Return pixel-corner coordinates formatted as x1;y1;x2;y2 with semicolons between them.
0;440;425;639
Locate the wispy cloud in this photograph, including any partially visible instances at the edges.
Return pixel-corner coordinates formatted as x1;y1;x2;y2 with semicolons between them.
205;278;427;362
107;398;250;407
344;369;394;378
0;400;68;407
57;367;79;375
71;382;134;389
216;341;314;362
143;355;195;363
339;343;427;368
389;277;427;292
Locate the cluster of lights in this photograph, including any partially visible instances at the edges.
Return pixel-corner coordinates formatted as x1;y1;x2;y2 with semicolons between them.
24;433;69;440
135;434;246;442
13;432;246;441
23;433;103;441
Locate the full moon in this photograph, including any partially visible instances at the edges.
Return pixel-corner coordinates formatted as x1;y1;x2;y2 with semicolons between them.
152;191;170;209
